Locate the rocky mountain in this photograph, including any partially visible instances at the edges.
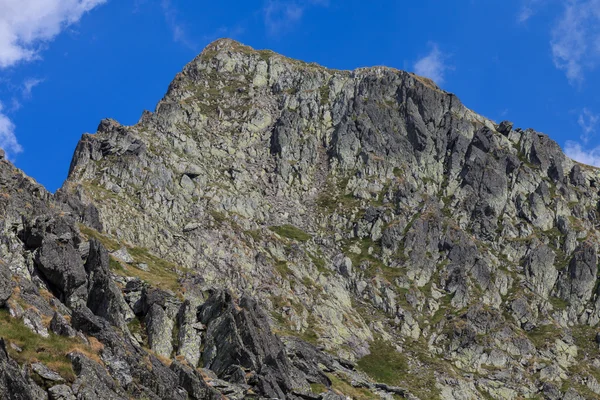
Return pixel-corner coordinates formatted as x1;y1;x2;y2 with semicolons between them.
1;38;600;399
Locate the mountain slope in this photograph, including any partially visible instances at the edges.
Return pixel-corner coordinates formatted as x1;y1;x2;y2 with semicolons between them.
1;39;600;399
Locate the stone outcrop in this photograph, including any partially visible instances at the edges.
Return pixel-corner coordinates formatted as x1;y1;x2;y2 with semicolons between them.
1;38;600;399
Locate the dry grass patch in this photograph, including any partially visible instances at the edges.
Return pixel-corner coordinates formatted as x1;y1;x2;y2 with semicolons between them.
79;225;185;293
0;309;102;382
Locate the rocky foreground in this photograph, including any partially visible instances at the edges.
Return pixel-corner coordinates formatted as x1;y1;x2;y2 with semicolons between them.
1;39;600;399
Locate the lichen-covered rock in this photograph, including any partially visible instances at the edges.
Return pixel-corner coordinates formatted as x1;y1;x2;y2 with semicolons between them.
48;384;76;400
4;38;600;399
199;290;306;397
0;339;38;399
85;239;134;329
170;361;221;400
524;243;557;299
22;308;49;338
176;299;203;367
145;303;174;358
24;216;88;305
32;363;64;382
0;261;13;306
69;352;127;400
556;242;598;312
49;312;76;337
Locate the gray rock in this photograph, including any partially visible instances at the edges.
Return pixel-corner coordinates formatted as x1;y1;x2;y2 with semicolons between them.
199;290;303;397
333;254;352;277
2;37;600;400
170;361;221;399
0;262;13;306
69;352;126;400
524;243;557;299
50;312;76;337
110;247;134;264
497;120;513;135
22;308;49;338
31;362;64;382
48;384;76;400
556;242;598;312
0;339;38;399
146;303;174;358
85;239;134;329
28;216;87;303
136;263;150;272
176;300;202;366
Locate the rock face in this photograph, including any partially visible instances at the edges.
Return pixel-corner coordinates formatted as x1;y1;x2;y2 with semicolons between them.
2;38;600;399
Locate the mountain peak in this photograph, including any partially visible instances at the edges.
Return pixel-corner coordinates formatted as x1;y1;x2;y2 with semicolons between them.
2;37;600;400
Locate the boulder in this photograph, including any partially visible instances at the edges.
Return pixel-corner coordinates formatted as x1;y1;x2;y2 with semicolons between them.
85;239;134;329
50;312;76;338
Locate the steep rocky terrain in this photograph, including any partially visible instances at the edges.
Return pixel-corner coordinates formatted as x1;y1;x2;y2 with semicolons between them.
2;38;600;399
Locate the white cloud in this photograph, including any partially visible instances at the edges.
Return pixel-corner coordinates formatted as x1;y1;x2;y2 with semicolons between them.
518;7;534;22
518;0;544;23
22;77;44;98
0;0;106;68
8;98;21;112
160;0;196;50
0;102;23;159
551;0;600;85
565;140;600;167
413;43;450;85
263;0;328;35
578;108;599;142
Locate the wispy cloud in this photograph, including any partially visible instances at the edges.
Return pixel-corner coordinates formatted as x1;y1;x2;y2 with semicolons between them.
161;0;197;51
22;78;44;99
551;0;600;85
0;102;23;159
518;0;544;23
565;140;600;167
263;0;328;35
413;43;450;85
0;0;106;68
9;98;21;113
578;108;600;142
518;6;535;22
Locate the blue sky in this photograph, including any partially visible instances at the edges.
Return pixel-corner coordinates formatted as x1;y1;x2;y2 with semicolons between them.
1;0;600;192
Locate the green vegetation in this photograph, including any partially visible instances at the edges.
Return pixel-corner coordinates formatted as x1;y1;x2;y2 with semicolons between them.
79;224;120;251
343;238;403;281
271;296;321;345
123;247;185;293
274;260;293;276
548;296;569;310
316;175;361;213
269;225;312;242
244;229;263;243
209;210;227;227
525;323;562;349
127;317;147;345
429;294;453;326
310;382;328;395
571;325;599;360
109;256;126;273
357;339;408;386
309;251;330;276
393;167;404;178
319;84;330;106
0;309;101;382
